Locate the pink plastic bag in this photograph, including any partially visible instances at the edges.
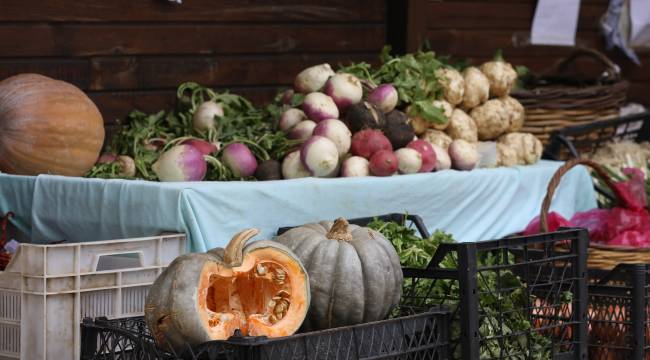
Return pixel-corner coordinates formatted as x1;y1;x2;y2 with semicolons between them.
611;168;647;211
569;209;610;244
523;212;572;236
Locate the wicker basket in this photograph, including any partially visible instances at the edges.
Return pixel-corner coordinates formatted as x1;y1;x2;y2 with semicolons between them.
512;48;629;144
540;159;650;270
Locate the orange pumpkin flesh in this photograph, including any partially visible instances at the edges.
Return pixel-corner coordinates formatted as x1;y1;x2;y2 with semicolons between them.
145;229;310;352
197;247;309;338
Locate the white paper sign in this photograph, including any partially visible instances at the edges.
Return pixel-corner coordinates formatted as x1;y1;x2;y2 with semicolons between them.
531;0;582;46
630;0;650;47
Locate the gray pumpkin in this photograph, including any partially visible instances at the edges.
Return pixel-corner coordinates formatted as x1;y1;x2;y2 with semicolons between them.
145;228;310;353
275;218;403;330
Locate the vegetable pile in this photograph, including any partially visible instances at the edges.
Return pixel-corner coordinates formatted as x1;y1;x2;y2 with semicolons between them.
85;48;545;182
368;217;569;359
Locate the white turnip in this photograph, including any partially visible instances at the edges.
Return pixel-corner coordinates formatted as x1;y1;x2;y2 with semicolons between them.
294;63;335;93
431;144;451;171
300;136;340;177
367;84;398;113
222;143;258;178
193;101;224;131
350;129;393;159
324;73;363;111
312;119;352;156
369;150;398;176
448;139;479;171
302;92;339;123
407;139;437;172
341;156;370;177
152;145;207;182
288;120;317;141
281;150;310;179
395;148;422;174
279;108;307;132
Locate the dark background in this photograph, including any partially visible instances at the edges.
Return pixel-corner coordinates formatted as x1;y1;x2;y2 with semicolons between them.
1;0;647;133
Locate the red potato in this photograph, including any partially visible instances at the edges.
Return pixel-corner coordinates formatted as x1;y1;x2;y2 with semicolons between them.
369;150;398;176
350;129;393;159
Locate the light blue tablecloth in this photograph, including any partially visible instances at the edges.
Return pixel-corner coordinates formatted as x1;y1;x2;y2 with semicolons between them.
0;160;597;252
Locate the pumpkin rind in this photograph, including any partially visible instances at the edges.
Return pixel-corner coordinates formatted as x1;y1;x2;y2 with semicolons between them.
275;218;403;330
145;229;310;353
0;73;105;176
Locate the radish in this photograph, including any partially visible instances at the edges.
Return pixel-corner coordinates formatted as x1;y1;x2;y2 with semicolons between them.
383;110;414;149
300;136;340;177
255;159;282;181
367;84;398;113
431;144;451;171
341;156;370;177
345;101;385;133
302;92;339;123
182;138;219;155
152;145;207;182
323;73;363;111
407;139;437;173
288;120;317;141
448;139;479;171
117;155;136;177
369;150;398;177
281;89;295;105
222;143;258;178
350;129;392;159
294;63;335;93
312;119;352;156
144;138;167;152
395;148;422;174
97;153;118;164
193;101;224;131
282;150;310;179
279;108;307;132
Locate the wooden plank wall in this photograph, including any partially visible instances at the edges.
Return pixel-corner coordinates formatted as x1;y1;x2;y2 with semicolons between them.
0;0;387;126
406;0;649;106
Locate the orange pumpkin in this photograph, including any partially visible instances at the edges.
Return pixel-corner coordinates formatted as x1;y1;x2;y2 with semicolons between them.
145;228;310;353
0;74;104;176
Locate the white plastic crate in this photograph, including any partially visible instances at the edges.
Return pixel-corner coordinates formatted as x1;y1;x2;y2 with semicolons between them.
0;233;186;360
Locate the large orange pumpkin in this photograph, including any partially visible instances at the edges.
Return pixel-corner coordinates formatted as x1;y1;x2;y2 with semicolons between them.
0;74;104;176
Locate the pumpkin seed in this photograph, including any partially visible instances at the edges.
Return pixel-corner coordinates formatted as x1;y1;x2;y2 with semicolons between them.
268;314;278;324
277;290;290;298
274;269;286;281
256;264;267;276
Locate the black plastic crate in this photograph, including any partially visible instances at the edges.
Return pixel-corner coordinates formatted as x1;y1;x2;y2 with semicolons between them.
81;309;450;360
587;264;650;360
544;111;650;161
280;214;589;359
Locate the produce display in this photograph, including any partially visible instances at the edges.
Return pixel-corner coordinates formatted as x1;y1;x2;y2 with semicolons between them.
145;228;310;353
0;74;105;176
274;218;403;330
77;49;544;182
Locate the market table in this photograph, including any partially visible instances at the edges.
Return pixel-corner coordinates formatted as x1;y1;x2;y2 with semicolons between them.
0;160;597;251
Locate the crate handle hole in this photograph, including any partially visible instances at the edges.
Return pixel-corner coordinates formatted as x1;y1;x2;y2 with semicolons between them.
95;252;144;271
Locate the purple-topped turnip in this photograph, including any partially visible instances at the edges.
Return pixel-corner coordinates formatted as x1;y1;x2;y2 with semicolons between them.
369;150;398;177
152;145;207;182
182;138;219;155
117;155;136;177
294;64;335;93
407;139;437;173
312;119;352;156
350;129;392;159
281;89;295;105
279;108;307;132
288;120;317;141
341;156;370;177
431;144;451;171
323;73;363;112
448;139;479;171
222;143;258;178
282;150;310;179
367;84;398;113
302;92;339;123
192;101;224;131
300;136;339;177
395;148;422;175
97;153;118;164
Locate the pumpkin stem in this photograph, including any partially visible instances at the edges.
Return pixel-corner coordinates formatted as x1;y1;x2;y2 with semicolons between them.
224;228;260;267
326;218;353;241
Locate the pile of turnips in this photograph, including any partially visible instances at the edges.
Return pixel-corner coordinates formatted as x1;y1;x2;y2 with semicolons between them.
278;59;542;179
